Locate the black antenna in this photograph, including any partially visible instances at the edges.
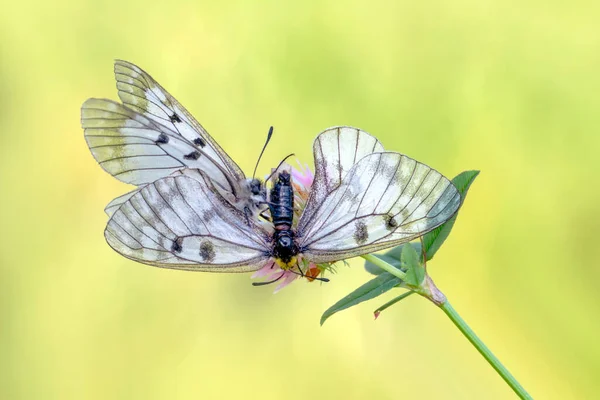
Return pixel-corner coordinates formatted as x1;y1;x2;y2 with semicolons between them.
264;153;295;183
252;271;286;286
253;126;274;179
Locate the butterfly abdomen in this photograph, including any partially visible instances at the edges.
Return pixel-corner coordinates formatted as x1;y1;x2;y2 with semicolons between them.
269;171;298;268
269;171;294;229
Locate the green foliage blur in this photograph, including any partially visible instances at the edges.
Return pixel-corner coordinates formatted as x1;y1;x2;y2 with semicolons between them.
1;0;599;398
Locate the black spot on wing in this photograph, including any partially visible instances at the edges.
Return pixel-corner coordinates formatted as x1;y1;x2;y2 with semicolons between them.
353;221;369;245
184;151;201;160
171;237;183;253
199;240;215;262
155;133;169;144
384;213;398;230
193;137;206;147
169;113;182;123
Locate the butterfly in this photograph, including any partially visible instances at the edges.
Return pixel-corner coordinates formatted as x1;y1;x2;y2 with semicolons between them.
81;60;266;218
102;126;462;273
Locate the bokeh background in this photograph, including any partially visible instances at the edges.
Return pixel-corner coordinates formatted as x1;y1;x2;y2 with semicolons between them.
1;0;599;398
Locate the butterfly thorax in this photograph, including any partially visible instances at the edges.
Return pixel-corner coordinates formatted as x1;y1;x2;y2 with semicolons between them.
269;171;299;269
233;178;267;216
248;178;265;199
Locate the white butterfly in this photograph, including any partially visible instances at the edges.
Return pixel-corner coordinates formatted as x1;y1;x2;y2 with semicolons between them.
81;60;266;217
103;126;461;272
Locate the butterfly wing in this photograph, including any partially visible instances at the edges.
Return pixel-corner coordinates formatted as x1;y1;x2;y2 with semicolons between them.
104;189;138;217
297;152;461;263
298;127;384;232
104;172;272;271
103;170;216;218
82;98;239;194
113;60;245;183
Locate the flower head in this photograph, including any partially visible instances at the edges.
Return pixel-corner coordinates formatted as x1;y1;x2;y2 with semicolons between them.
251;261;298;293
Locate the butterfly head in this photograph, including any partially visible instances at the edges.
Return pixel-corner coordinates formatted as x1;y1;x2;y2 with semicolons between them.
249;178;264;196
245;178;267;212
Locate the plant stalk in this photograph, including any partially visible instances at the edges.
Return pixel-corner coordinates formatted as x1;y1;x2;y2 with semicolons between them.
361;254;531;399
439;300;532;399
361;254;407;280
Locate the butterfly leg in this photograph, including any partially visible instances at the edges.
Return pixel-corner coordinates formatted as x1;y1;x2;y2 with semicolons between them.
296;259;304;278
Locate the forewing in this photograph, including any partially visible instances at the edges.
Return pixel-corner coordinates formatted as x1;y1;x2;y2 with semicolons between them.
297;152;461;263
113;60;245;182
104;173;271;272
82;98;237;192
298;127;384;232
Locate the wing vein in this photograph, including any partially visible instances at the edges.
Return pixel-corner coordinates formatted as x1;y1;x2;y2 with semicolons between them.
375;156;402;212
153;181;194;234
139;187;178;238
120;206;168;251
354;153;383;217
173;177;211;234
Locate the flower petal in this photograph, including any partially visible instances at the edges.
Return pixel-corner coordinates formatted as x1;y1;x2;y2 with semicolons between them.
251;261;277;278
274;271;299;293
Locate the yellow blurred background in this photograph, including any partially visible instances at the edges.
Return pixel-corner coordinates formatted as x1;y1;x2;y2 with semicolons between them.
1;0;599;398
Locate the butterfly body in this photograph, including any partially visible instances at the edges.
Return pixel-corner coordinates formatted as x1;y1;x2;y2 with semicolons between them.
236;177;268;218
269;171;299;269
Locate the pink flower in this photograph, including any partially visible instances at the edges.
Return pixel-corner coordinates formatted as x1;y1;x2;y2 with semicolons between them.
290;161;314;190
251;261;298;293
252;258;324;292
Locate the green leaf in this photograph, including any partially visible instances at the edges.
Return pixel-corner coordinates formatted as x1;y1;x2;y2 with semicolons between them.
422;170;480;261
320;272;402;325
401;242;425;286
364;242;422;275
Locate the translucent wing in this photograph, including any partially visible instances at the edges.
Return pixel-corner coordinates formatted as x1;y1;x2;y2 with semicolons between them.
104;172;272;271
298;127;384;232
103;169;215;217
297;152;461;263
82;98;238;193
105;189;137;217
113;60;245;183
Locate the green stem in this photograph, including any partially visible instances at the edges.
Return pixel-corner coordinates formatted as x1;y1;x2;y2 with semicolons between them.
439;301;532;399
361;254;407;280
361;254;531;398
